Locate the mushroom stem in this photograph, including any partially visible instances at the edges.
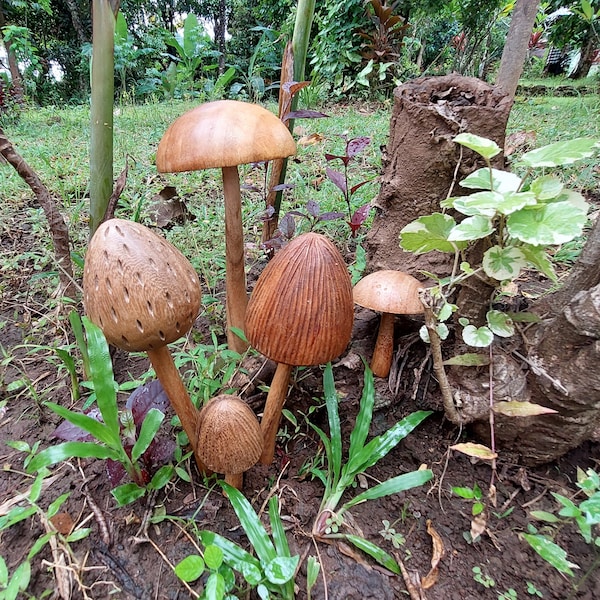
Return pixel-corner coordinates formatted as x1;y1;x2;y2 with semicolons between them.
259;362;294;464
224;473;243;489
222;165;249;354
146;345;202;464
370;312;395;378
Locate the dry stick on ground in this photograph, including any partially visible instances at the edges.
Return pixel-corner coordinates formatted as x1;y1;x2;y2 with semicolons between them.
0;128;76;301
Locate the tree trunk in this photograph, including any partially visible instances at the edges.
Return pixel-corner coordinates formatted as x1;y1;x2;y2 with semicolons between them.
366;74;600;465
65;0;89;45
215;0;227;75
495;0;540;101
0;3;24;104
569;31;597;79
365;74;512;277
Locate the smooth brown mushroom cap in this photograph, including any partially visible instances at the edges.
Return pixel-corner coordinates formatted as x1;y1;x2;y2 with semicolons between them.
196;395;263;475
353;270;424;315
83;219;201;352
156;100;297;172
245;232;354;366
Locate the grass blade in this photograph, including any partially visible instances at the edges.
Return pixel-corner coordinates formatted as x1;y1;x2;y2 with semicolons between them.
83;317;120;437
344;411;431;478
199;530;261;572
44;401;118;448
220;483;277;564
27;442;118;473
348;363;374;458
343;470;433;511
344;534;400;574
323;364;342;486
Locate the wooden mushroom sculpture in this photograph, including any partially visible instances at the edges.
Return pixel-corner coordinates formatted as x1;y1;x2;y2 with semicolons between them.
196;394;263;490
156;100;297;354
245;232;354;464
83;219;202;462
353;270;424;378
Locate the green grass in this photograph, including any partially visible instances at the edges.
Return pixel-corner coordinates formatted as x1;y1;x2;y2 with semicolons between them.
1;94;598;317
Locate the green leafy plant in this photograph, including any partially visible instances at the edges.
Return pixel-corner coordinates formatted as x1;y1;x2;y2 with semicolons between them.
193;483;299;600
25;317;174;506
472;565;495;589
453;483;485;516
401;133;599;349
523;467;600;579
311;363;433;572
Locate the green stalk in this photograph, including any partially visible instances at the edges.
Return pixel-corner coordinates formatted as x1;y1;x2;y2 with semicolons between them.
89;0;119;235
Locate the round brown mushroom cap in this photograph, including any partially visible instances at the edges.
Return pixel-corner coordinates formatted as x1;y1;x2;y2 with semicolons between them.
353;270;424;315
83;219;201;352
245;232;354;366
196;395;263;475
156;100;296;173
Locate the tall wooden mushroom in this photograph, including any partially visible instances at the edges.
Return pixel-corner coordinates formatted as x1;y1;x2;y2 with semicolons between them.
83;218;202;463
245;232;354;464
353;270;424;378
156;100;297;354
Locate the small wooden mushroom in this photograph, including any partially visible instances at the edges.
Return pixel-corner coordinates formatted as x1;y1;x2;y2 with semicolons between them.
156;100;297;354
83;219;202;462
353;270;424;378
196;394;263;490
245;232;354;464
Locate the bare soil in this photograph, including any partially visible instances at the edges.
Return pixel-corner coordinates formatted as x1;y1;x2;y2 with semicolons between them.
2;211;600;600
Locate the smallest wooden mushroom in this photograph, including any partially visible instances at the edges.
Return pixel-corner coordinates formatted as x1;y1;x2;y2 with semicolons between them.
195;394;263;490
353;270;424;378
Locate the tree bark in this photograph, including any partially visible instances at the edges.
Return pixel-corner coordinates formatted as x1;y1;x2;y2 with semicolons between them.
0;3;24;104
495;0;540;101
569;31;597;79
0;129;75;300
365;74;512;277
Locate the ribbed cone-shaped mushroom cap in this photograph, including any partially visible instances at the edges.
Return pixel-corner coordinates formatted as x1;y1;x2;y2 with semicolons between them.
156;100;297;173
353;270;424;315
196;395;263;474
83;219;201;352
245;232;354;366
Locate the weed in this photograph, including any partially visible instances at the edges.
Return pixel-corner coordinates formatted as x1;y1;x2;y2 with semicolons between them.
472;565;495;588
24;318;175;506
523;467;600;586
498;589;517;600
379;519;406;549
526;581;543;597
310;363;432;573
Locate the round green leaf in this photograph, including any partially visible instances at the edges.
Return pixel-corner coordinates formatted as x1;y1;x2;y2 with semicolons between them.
240;561;262;586
174;554;205;583
482;246;526;281
486;310;515;337
462;325;494;347
507;202;587;245
521;137;599;168
204;544;224;570
264;556;299;585
460;167;522;193
454;133;501;160
205;571;226;600
400;213;466;254
111;482;146;506
448;215;494;242
495;191;537;215
530;175;563;200
452;191;503;217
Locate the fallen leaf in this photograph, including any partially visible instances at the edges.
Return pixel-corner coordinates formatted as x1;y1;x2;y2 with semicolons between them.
450;442;497;460
396;555;427;600
421;519;444;589
470;510;487;542
298;133;325;146
50;512;74;535
493;401;558;417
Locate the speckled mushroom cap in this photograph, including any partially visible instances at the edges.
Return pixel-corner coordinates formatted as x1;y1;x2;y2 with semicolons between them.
245;232;354;366
196;395;263;475
83;219;201;352
353;270;424;315
155;100;296;172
